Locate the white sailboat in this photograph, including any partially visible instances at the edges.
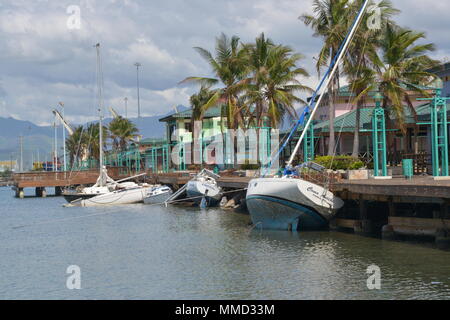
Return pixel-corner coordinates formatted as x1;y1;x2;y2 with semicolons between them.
63;168;147;202
246;0;370;231
65;43;152;207
186;169;223;207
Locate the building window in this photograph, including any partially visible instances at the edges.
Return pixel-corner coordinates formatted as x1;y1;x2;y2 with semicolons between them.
185;122;192;132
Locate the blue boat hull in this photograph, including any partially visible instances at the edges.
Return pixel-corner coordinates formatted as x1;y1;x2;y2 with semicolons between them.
246;195;329;231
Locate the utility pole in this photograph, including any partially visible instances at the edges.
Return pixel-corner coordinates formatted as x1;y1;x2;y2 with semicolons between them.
59;102;67;172
134;62;142;120
124;97;128;119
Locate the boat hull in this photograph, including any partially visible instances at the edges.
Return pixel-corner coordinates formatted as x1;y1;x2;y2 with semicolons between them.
70;187;149;207
186;190;221;207
246;178;344;231
63;193;97;203
143;191;173;204
186;181;222;207
246;195;328;230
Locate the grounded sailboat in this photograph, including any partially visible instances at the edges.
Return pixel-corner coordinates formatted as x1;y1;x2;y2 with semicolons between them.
62;168;146;202
143;185;173;204
186;169;223;207
246;0;370;231
65;43;152;207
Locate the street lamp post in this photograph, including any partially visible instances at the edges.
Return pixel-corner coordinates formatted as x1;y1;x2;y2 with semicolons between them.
134;62;142;121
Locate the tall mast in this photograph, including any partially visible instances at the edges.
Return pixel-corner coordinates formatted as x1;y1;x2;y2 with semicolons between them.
95;43;105;186
287;0;370;167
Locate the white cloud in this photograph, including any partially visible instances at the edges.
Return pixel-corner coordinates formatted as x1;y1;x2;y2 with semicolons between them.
0;0;448;126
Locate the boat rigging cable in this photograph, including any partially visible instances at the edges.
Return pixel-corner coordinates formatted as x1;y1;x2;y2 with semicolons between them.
262;0;370;177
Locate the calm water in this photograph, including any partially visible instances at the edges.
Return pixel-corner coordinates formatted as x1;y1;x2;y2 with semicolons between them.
0;187;449;300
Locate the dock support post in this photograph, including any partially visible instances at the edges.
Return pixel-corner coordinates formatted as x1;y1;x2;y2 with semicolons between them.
55;187;62;197
35;187;47;198
388;196;396;217
436;228;450;250
382;197;397;240
355;195;372;236
382;225;396;240
15;188;24;199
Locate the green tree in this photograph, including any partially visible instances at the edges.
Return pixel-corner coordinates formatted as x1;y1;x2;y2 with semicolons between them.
108;117;139;152
352;24;439;156
189;86;217;164
181;33;250;131
244;33;312;128
344;0;399;157
66;125;87;168
85;122;109;161
300;0;353;155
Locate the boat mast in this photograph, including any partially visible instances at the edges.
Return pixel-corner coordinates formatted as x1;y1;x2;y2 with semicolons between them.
95;43;105;186
287;0;370;167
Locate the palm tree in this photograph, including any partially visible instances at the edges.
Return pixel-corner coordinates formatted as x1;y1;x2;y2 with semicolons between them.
243;33;275;129
181;33;250;131
355;24;439;154
189;86;216;164
181;33;251;166
85;122;109;161
300;0;353;155
261;45;312;128
109;117;139;152
66;125;87;168
344;0;399;157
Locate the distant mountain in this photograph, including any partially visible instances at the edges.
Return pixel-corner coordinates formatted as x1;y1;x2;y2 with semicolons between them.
0;105;189;169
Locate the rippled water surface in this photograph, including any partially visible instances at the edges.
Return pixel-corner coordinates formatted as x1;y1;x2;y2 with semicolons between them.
0;187;449;300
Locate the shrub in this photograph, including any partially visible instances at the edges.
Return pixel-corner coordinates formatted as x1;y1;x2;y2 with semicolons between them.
314;156;365;171
240;163;261;170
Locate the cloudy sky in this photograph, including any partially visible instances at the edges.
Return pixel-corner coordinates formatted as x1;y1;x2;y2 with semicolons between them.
0;0;449;125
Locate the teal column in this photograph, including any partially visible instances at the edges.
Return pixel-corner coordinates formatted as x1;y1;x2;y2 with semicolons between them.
431;89;449;176
303;118;315;162
163;145;169;173
372;94;388;177
417;80;450;177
